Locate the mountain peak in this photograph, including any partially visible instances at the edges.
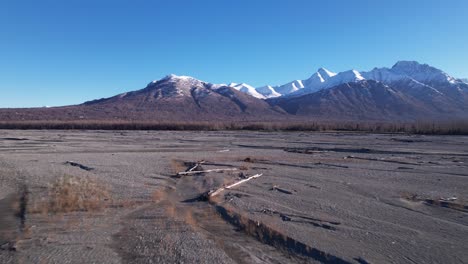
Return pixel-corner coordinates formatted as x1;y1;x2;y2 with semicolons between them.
391;61;457;84
229;83;266;99
147;74;208;88
340;69;364;80
317;68;337;79
162;74;199;81
392;60;423;69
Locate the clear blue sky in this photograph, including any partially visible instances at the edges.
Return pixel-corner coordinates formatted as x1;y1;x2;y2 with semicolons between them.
1;0;467;107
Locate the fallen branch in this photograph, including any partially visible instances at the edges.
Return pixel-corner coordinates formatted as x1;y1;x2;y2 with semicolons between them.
187;160;206;172
177;168;238;176
64;161;94;171
210;173;263;197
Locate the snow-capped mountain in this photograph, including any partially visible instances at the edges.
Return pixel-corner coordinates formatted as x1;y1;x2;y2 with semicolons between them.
1;62;467;122
270;80;305;95
266;61;468;121
461;78;468;84
228;83;265;99
389;61;458;84
301;68;337;93
254;61;466;98
255;68;338;98
255;67;366;98
256;85;282;98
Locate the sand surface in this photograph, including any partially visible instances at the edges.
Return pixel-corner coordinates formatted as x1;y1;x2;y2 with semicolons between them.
0;130;467;263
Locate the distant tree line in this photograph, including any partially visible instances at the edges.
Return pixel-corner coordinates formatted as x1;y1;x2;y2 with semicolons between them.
0;120;467;135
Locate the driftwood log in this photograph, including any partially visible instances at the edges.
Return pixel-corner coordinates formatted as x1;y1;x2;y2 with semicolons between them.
210;173;263;197
177;168;238;176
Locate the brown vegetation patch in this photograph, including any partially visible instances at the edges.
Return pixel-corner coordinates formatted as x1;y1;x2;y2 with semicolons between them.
170;159;187;174
30;175;111;214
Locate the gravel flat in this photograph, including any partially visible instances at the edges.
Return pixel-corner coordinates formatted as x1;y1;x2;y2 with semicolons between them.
0;130;467;263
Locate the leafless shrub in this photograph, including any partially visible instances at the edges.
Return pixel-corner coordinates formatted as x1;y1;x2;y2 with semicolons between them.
239;165;249;171
31;175;111;214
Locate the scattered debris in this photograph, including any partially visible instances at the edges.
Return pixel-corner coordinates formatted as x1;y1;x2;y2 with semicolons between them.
403;194;467;212
314;162;349;169
344;155;419;166
306;184;321;190
258;208;339;230
424;199;467;212
243;157;254;162
238;172;247;179
64;161;94;171
187;160;206;172
397;166;413;170
270;185;293;195
222;192;251;202
390;137;430;143
1;137;29;141
285;146;445;156
280;214;292;221
0;242;16;251
286;147;372;154
439;196;457;202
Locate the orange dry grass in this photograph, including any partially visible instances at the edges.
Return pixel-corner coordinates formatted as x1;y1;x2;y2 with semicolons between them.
47;175;111;213
170;159;187;174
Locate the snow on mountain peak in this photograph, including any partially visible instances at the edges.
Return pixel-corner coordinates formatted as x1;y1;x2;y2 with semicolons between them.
317;68;337;79
335;70;365;82
391;61;457;84
255;85;282;98
144;61;463;100
161;74;200;82
229;83;265;99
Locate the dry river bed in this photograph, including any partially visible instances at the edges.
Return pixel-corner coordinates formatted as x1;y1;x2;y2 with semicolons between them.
0;130;467;263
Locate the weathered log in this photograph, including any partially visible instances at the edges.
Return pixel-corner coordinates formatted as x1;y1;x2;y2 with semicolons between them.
187;160;206;172
209;173;263;197
177;168;238;176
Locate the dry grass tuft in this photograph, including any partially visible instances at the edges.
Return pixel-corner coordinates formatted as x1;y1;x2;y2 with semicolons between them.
152;188;169;203
45;175;111;213
239;165;250;171
170;159;187;174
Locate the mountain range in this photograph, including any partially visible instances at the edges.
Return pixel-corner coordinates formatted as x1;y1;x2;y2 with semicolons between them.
1;61;467;122
235;61;467;99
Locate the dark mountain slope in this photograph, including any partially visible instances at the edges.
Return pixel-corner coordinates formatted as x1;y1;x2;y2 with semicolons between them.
269;80;442;121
